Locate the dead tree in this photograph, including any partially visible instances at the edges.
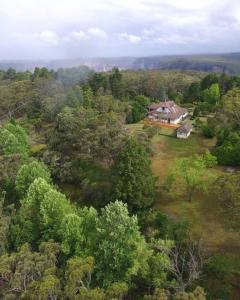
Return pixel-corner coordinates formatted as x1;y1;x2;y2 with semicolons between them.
168;239;203;292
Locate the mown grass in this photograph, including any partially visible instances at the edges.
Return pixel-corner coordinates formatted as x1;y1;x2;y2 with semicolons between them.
127;123;240;255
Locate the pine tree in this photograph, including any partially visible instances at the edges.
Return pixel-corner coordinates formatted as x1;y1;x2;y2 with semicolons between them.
112;138;156;211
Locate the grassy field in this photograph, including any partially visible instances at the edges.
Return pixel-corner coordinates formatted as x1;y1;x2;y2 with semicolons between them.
127;123;240;255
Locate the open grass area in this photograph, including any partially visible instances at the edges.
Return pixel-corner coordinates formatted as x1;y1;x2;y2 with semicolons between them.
127;123;240;255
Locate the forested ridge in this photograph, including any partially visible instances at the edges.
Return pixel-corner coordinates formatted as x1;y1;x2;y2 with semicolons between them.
0;66;240;299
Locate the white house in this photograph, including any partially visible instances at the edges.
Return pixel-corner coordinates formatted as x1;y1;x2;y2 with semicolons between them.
176;124;193;139
148;101;188;124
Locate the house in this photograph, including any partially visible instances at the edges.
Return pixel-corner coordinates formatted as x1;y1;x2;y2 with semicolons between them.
176;124;193;139
148;101;188;124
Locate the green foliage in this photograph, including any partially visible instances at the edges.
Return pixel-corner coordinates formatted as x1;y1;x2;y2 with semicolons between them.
174;287;207;300
89;72;108;95
56;66;93;86
142;209;189;244
203;255;240;300
215;131;240;165
201;83;220;105
0;123;29;155
109;68;123;99
65;87;83;108
193;106;200;118
200;74;219;90
0;242;60;300
166;154;216;202
112;138;156;211
65;256;95;297
144;287;207;300
0;192;13;255
49;107;126;166
94;201;149;286
16;160;52;196
0;67;239;299
212;173;240;230
129;95;150;123
31;67;55;81
144;288;170;300
222;88;240;125
40;188;73;241
185;82;201;102
201;150;217;168
202;123;215;138
0;154;25;203
11;178;53;248
105;282;128;300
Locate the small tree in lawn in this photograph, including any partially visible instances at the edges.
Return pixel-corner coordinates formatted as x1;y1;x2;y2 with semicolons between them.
166;153;216;202
112;137;156;211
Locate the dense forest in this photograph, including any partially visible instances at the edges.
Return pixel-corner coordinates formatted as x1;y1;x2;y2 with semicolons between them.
0;66;240;300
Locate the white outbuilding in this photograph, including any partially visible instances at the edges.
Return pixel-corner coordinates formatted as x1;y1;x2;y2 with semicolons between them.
176;124;193;139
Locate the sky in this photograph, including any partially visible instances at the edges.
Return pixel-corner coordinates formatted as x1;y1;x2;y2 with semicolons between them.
0;0;240;59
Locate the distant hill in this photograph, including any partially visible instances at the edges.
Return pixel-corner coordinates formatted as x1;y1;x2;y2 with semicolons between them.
132;53;240;74
1;53;240;74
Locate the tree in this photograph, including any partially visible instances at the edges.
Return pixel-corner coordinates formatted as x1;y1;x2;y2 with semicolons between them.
200;74;218;90
40;188;73;242
109;68;123;99
61;213;84;256
222;88;240;126
144;286;206;300
65;256;95;298
49;107;126;166
89;73;108;95
208;83;220;105
0;191;14;255
185;82;201;102
0;242;60;299
212;173;240;230
112;138;156;211
158;85;168;101
168;241;203;292
11;178;53;248
31;67;54;81
201;118;218;139
16;160;52;197
215;131;240;165
130;95;150;123
3;68;17;80
25;269;61;300
63;207;98;257
203;255;240;299
0;123;29;156
105;282;128;300
81;86;93;108
201;84;220;105
94;201;149;286
166;154;216;202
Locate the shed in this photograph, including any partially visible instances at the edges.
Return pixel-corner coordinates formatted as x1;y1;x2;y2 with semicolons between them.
176;124;192;139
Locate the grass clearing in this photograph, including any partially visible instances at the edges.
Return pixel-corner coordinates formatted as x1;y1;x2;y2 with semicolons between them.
127;122;240;255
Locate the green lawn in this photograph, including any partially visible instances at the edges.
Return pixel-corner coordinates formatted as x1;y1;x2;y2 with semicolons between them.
127;123;240;255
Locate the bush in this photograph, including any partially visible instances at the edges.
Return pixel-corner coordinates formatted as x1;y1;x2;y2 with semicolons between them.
202;123;215;138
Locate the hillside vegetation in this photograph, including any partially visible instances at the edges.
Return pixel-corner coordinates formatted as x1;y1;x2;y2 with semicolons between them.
0;67;239;299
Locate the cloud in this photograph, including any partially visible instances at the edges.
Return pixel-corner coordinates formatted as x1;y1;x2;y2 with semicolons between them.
32;30;59;45
0;0;240;59
120;33;142;43
70;30;88;41
88;28;108;39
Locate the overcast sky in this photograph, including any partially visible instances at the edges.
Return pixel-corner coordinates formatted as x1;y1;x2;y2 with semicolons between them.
1;0;240;59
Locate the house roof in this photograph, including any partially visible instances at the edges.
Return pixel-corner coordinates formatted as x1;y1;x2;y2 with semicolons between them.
149;101;188;121
177;124;193;134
